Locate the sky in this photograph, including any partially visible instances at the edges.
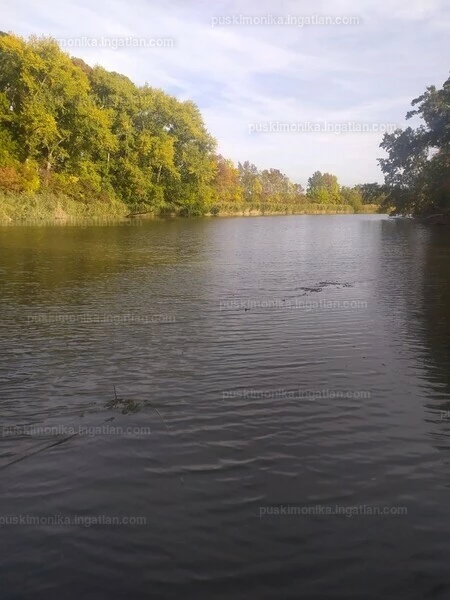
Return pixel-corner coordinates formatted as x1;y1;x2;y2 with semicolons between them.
3;0;450;187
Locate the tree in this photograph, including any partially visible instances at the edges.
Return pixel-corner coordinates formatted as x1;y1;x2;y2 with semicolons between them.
307;171;341;204
212;155;242;204
379;75;450;216
340;186;362;211
356;182;387;205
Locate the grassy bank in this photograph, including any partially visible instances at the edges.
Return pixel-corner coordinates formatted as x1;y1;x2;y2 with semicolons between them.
211;203;379;217
0;192;129;224
0;192;380;224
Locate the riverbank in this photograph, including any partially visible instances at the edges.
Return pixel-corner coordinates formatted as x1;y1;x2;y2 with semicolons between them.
0;192;380;224
209;204;379;217
0;192;129;224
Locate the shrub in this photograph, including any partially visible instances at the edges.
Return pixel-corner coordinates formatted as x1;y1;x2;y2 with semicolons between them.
0;166;23;193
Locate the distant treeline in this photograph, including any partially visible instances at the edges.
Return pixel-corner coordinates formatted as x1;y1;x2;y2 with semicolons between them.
0;33;384;218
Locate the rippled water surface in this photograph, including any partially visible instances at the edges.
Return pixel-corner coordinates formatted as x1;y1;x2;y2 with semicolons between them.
1;215;450;599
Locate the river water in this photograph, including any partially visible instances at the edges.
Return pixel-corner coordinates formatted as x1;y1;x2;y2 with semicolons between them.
1;215;450;599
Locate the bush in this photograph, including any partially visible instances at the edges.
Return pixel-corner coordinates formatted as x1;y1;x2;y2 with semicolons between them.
42;171;111;203
0;166;23;193
0;161;39;193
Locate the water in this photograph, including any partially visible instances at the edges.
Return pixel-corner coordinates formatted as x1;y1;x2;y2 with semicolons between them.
1;214;450;599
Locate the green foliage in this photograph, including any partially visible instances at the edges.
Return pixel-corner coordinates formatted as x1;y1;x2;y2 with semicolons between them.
0;33;218;216
379;75;450;216
0;190;128;223
307;171;341;204
340;186;363;212
356;182;387;205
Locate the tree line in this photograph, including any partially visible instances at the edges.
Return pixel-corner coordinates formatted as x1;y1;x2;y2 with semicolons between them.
0;33;383;216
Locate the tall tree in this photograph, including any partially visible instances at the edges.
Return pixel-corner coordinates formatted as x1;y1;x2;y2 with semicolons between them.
379;75;450;216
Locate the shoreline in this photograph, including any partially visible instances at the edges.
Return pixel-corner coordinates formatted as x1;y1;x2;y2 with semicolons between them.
0;209;382;226
0;194;380;225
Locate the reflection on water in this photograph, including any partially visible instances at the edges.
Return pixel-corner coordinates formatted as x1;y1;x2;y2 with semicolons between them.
1;215;450;600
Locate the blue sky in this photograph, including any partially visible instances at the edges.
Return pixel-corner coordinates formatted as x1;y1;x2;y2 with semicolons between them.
3;0;450;186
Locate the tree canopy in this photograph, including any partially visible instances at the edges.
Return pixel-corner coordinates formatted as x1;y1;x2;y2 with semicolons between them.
379;75;450;216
